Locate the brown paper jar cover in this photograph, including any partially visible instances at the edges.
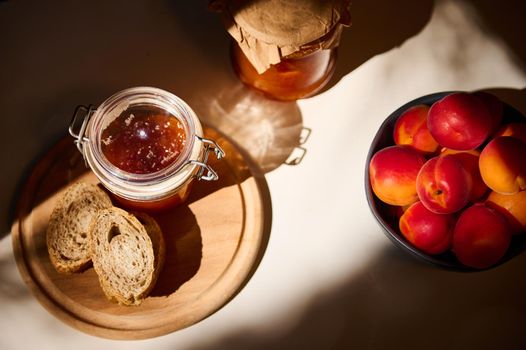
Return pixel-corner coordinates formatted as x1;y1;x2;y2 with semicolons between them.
210;0;351;73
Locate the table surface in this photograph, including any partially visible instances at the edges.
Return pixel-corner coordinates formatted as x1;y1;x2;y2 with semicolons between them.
2;1;526;349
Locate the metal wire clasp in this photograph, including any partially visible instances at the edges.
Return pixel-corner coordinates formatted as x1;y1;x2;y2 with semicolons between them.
69;105;96;163
190;135;225;181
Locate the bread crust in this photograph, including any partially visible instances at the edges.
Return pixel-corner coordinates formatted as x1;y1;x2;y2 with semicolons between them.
133;212;166;296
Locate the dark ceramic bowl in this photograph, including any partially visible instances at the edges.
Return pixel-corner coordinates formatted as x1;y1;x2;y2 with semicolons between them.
365;91;526;271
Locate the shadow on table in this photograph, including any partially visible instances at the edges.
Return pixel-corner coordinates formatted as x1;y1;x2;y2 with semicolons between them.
467;0;526;75
326;0;434;92
484;88;526;117
0;247;31;301
188;242;526;350
150;205;202;298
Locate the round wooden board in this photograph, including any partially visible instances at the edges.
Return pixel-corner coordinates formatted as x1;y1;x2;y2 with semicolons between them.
11;128;272;339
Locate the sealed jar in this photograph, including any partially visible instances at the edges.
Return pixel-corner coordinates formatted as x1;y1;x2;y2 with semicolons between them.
231;36;338;101
69;87;224;211
211;0;351;101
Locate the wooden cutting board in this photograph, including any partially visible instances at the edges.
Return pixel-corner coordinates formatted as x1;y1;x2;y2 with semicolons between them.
11;128;271;339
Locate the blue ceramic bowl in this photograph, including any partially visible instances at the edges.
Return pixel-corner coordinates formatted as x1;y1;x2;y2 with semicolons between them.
365;91;526;271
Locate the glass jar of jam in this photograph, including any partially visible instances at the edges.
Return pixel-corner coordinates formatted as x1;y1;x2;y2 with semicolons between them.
211;0;350;101
69;87;224;211
231;41;337;101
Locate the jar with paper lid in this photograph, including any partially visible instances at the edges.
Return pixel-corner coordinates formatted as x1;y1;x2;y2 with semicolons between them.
69;87;225;212
211;0;351;101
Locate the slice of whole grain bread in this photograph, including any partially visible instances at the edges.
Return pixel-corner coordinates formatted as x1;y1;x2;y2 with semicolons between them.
46;182;112;273
89;207;165;306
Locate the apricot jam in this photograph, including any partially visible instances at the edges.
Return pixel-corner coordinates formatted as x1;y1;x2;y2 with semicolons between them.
231;43;336;101
101;106;186;174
